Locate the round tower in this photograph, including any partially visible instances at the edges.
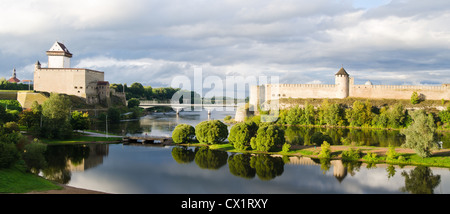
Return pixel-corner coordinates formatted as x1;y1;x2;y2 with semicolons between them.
335;67;350;99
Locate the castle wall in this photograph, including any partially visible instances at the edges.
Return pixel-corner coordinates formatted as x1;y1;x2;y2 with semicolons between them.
350;84;450;100
265;84;338;100
34;68;104;100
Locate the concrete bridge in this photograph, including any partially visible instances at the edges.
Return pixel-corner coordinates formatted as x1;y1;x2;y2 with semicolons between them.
135;100;239;115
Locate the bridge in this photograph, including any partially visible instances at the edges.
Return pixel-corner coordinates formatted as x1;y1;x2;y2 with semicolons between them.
135;100;239;115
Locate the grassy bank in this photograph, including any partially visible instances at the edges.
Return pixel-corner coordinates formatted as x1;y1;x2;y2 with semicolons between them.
181;142;450;168
0;163;61;193
41;135;122;145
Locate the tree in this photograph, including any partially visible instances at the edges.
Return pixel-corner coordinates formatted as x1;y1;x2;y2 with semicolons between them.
127;98;140;108
71;111;90;131
438;106;450;128
228;121;258;150
345;100;373;127
401;110;437;158
411;91;420;104
172;124;195;144
195;120;228;144
250;125;285;152
127;82;145;99
40;93;72;139
318;141;331;159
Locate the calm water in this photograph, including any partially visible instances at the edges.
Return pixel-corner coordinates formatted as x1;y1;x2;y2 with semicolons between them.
40;109;450;194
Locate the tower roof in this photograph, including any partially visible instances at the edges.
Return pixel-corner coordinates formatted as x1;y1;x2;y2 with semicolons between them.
335;67;349;76
7;68;20;83
46;41;72;58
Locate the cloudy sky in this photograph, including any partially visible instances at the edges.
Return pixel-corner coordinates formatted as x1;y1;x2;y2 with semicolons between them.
1;0;450;96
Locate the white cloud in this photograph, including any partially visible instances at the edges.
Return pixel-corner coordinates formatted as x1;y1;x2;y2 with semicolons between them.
1;0;450;86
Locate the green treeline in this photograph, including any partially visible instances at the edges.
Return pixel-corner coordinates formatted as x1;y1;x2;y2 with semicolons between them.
110;82;180;100
275;99;450;130
0;78;32;90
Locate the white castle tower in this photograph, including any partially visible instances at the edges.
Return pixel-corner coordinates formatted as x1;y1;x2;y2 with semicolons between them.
335;67;350;99
46;41;72;68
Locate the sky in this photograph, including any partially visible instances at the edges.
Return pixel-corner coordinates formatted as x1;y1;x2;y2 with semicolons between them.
1;0;450;97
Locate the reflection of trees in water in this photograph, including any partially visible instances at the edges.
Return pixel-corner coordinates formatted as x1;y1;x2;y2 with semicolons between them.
250;155;284;181
401;166;441;194
41;145;91;184
194;147;228;170
171;147;285;181
171;147;195;164
228;154;255;179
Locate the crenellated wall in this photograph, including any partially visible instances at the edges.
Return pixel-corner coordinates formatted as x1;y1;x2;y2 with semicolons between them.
350;84;450;100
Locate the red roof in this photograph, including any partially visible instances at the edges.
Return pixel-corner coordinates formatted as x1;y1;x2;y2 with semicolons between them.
7;77;20;83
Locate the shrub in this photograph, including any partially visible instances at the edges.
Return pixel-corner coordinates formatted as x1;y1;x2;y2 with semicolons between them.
250;125;285;152
411;92;420;104
363;152;378;162
0;142;20;169
228;121;258;150
195;120;228;144
341;148;362;161
282;143;291;153
317;141;331;159
386;144;398;161
172;124;195;144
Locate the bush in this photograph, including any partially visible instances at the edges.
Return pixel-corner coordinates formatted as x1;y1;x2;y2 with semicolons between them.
363;152;378;162
411;92;420;104
386;144;398;161
172;124;195;144
250;125;285;152
228;121;258;150
282;143;291;153
317;141;331;159
0;142;20;169
341;148;362;161
195;120;228;144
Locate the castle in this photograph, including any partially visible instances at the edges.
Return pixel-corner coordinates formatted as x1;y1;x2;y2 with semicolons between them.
250;67;450;108
33;42;110;104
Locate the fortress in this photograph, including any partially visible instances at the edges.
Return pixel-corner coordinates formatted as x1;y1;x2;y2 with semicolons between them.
33;42;110;104
250;67;450;108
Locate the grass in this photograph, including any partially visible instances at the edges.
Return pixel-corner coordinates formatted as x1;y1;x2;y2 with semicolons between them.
41;135;122;145
0;163;61;193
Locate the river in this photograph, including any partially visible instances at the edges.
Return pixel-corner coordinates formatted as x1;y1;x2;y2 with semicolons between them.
39;109;450;194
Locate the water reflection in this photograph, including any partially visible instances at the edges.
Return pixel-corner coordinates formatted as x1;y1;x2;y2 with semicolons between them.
40;144;108;184
38;143;446;194
401;166;441;194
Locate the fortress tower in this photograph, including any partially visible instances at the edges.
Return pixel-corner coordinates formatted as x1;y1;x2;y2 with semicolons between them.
34;41;111;104
335;67;350;99
46;41;72;68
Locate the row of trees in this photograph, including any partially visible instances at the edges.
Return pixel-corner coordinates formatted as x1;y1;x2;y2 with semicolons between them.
172;120;287;153
0;78;32;90
18;94;90;139
276;99;450;129
110;82;180;101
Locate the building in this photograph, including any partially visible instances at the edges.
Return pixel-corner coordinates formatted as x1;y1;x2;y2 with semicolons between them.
250;67;450;108
34;42;110;104
7;68;20;83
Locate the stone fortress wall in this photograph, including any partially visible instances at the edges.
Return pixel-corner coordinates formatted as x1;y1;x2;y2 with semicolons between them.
250;67;450;108
33;42;111;104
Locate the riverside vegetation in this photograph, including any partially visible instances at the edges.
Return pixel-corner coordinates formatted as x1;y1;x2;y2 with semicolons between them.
172;98;450;168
